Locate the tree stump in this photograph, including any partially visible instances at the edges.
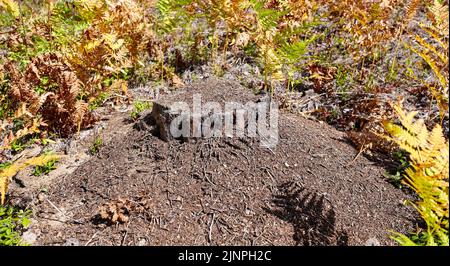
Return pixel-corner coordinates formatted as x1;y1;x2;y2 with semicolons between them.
150;78;275;143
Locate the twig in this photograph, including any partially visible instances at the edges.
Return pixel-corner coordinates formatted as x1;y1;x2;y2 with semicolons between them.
85;230;102;246
208;213;216;243
45;198;65;217
166;190;173;209
308;148;327;158
259;135;276;155
0;29;15;35
35;215;67;224
121;218;132;246
347;144;366;166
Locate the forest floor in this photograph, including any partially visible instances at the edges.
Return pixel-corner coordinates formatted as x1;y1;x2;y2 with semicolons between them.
8;78;418;246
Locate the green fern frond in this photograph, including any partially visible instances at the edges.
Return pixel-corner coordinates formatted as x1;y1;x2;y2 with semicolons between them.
390;231;419;246
156;0;176;33
251;0;286;30
156;0;193;33
278;39;309;62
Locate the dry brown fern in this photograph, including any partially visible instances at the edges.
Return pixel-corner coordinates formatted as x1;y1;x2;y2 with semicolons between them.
328;0;404;58
406;0;449;121
68;0;155;94
3;54;97;137
405;0;422;22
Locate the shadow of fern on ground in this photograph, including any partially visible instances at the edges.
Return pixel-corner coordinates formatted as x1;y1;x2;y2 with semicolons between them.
264;182;348;246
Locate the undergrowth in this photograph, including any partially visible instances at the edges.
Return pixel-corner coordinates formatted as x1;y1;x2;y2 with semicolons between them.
0;205;31;246
1;0;448;147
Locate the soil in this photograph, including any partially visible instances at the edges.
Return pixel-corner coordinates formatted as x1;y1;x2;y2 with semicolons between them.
14;78;417;246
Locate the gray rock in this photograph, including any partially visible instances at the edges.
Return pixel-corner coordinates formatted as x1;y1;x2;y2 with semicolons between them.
64;238;80;246
365;237;381;246
22;231;38;245
137;238;148;246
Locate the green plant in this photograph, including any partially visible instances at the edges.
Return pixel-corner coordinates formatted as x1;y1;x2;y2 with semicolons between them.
130;100;153;120
156;0;193;35
384;102;449;246
0;163;12;169
10;138;25;152
32;159;58;177
335;66;349;90
0;205;31;246
384;150;410;188
88;92;110;111
89;136;103;155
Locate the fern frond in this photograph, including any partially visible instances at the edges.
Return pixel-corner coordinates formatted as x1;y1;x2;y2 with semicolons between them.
0;0;20;17
278;38;310;62
390;231;419;246
414;34;447;65
406;1;449;121
251;0;285;30
384;105;430;161
0;154;60;205
428;0;449;34
385;102;449;246
405;0;421;22
409;43;448;90
259;43;284;81
156;0;176;33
